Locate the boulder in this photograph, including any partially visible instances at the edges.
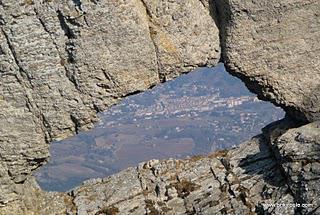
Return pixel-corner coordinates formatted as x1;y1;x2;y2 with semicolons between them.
217;0;320;122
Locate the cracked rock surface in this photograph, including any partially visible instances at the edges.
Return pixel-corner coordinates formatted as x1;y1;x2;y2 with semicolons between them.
66;119;319;215
70;132;293;215
217;0;320;122
275;122;320;214
0;0;320;214
0;0;219;212
1;118;319;214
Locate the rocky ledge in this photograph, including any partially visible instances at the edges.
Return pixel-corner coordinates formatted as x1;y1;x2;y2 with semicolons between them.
69;118;320;215
0;0;319;214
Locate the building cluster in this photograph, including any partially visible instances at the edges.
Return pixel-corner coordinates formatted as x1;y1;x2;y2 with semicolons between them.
134;93;260;117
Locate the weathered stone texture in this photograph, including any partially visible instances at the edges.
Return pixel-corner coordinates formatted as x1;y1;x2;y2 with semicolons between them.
69;127;296;215
0;0;219;209
218;0;320;122
0;177;75;215
55;119;318;215
0;0;320;214
0;118;310;215
141;0;220;80
276;122;320;214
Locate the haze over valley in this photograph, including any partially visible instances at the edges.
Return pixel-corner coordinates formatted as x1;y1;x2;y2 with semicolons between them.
35;64;284;191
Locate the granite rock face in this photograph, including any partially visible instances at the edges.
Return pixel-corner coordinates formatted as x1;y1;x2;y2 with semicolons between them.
0;0;320;214
217;0;320;122
0;0;219;210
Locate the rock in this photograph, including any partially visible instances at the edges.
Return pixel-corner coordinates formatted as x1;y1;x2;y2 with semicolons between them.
69;129;296;215
217;0;320;122
141;0;220;80
276;122;320;214
0;0;319;214
0;0;219;210
64;119;320;215
0;176;75;215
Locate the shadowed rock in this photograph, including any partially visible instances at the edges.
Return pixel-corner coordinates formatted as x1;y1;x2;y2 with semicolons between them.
216;0;320;122
0;0;219;213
